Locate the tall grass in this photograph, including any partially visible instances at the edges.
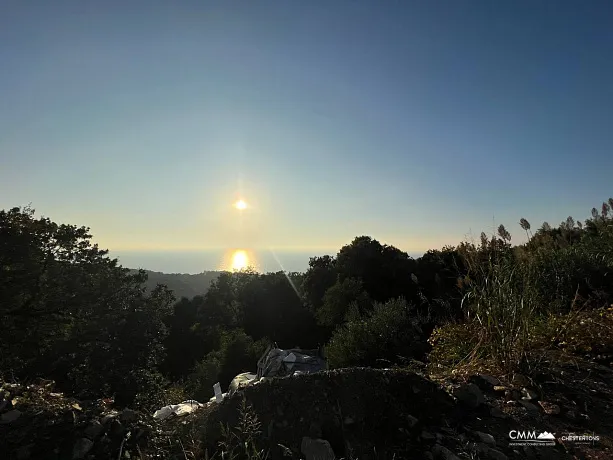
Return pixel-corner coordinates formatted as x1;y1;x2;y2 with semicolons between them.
458;235;539;373
214;397;269;460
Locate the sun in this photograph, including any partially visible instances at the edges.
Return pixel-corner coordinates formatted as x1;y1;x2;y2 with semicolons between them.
231;250;249;271
233;199;247;210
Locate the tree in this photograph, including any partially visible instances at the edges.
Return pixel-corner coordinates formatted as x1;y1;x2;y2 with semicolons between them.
302;255;337;311
335;236;418;303
241;272;321;348
162;295;211;380
316;277;372;328
0;206;174;406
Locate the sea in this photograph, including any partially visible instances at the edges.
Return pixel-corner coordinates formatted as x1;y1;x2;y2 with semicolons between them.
110;249;424;274
110;249;332;274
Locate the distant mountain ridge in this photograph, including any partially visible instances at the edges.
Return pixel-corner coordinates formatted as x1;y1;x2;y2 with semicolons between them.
130;269;221;300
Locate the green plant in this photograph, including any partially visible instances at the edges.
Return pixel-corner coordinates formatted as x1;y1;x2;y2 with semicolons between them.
428;322;479;368
459;233;539;373
187;329;268;402
326;298;430;368
215;397;269;460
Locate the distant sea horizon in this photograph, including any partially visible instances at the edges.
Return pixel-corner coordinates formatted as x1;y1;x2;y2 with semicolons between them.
110;249;425;274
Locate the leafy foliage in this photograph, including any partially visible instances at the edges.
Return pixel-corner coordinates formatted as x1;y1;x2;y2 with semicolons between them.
187;329;268;402
326;298;431;369
3;196;613;412
0;206;175;407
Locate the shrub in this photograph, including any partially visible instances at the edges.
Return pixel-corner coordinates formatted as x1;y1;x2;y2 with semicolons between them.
316;277;372;327
528;245;612;314
325;298;430;368
428;322;479;368
530;305;613;356
187;329;268;401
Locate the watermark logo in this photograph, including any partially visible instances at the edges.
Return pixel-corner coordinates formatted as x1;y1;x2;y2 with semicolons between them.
508;430;600;447
508;430;556;446
560;433;600;445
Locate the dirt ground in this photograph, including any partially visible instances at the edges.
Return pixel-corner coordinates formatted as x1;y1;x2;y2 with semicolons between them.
1;350;612;459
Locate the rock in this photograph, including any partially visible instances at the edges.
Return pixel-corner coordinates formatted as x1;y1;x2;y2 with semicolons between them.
512;373;531;387
505;389;522;401
490;406;507;418
474;431;496;446
421;431;436;442
101;411;119;424
521;388;538;401
0;409;21;424
407;414;419;428
473;443;490;455
301;437;336;460
110;419;126;438
133;427;149;441
14;443;34;460
486;448;509;460
522;446;538;459
119;408;139;423
72;438;94;459
84;420;105;439
518;400;540;415
308;421;322;438
470;374;500;390
493;385;508;393
0;398;9;412
424;452;434;460
538;401;561;415
453;383;485;409
63;409;77;425
343;416;354;425
432;444;461;460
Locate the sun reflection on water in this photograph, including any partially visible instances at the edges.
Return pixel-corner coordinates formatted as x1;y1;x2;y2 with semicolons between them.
220;249;258;272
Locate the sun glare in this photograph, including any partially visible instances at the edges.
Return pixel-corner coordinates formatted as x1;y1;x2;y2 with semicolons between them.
234;199;247;210
231;250;249;271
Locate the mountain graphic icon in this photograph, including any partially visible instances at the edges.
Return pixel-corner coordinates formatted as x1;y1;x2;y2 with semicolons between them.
537;432;555;440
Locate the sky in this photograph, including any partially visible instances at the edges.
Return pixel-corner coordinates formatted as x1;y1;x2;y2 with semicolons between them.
1;1;613;272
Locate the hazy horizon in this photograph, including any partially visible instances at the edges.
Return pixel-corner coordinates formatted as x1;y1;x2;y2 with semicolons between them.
112;247;426;275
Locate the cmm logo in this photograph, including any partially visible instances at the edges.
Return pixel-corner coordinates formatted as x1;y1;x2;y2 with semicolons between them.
509;430;556;446
510;430;537;440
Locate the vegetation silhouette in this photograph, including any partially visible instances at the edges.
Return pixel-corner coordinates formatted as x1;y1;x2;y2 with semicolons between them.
1;198;613;410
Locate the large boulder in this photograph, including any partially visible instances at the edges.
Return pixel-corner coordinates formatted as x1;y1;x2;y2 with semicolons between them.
198;368;455;459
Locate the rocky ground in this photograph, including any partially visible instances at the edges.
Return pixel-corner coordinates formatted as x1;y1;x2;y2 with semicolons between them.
1;350;612;459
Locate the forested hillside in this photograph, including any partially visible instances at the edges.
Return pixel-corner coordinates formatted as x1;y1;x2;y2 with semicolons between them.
2;199;613;458
131;269;220;300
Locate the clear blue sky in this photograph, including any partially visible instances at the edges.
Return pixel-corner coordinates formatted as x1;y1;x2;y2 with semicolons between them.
2;1;612;259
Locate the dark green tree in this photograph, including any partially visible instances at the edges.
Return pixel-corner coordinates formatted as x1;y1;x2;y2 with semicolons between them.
302;255;338;311
0;206;174;406
335;236;418;303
